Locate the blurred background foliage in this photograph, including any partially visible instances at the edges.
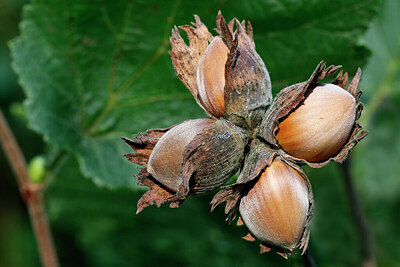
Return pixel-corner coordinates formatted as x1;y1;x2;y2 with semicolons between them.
0;0;399;266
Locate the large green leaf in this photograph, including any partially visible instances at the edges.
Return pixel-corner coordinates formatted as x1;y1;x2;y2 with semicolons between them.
352;0;400;264
10;0;378;188
354;0;400;202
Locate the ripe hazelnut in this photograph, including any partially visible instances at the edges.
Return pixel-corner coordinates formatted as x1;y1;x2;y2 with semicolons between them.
276;83;356;162
197;37;229;118
147;118;213;192
239;159;312;250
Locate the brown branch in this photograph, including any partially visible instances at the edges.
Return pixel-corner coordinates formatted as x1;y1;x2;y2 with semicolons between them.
341;158;376;267
0;109;59;267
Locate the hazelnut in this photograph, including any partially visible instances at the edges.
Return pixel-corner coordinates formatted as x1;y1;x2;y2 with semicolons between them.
276;83;356;162
239;159;312;250
148;118;213;192
123;117;249;212
170;12;272;129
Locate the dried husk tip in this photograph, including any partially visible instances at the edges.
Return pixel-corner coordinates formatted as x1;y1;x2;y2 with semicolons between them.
122;127;181;213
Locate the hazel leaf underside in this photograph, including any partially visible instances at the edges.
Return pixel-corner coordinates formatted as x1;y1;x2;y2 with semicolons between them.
258;62;368;168
11;0;216;189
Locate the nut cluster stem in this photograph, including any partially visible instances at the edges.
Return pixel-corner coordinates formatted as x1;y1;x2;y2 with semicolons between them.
0;109;59;267
302;249;316;267
341;158;376;267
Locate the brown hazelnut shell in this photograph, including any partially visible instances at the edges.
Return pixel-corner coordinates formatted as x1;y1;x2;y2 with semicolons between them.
239;159;312;251
256;61;368;168
147;119;214;192
276;83;357;162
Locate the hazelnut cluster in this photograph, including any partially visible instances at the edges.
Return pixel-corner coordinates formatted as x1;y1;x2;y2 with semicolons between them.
122;12;367;258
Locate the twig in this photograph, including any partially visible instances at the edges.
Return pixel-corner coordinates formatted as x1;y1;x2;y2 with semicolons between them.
302;248;316;267
0;109;59;267
341;157;376;267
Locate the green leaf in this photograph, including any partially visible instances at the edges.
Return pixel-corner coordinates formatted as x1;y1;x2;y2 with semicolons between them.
250;0;379;91
352;0;400;264
10;0;378;188
354;0;400;200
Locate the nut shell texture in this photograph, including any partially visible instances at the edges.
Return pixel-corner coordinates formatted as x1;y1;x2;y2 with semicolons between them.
239;159;310;250
276;83;356;162
197;37;229;118
147;119;214;192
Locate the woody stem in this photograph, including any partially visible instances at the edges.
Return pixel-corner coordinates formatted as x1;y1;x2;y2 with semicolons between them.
302;248;316;267
341;157;375;267
0;109;59;267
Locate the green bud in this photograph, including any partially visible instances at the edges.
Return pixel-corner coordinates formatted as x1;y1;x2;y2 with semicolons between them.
28;155;46;184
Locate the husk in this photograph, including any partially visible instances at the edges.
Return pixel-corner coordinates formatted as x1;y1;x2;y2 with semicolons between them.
169;15;214;117
178;119;250;198
216;13;272;129
170;12;272;128
210;139;276;222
